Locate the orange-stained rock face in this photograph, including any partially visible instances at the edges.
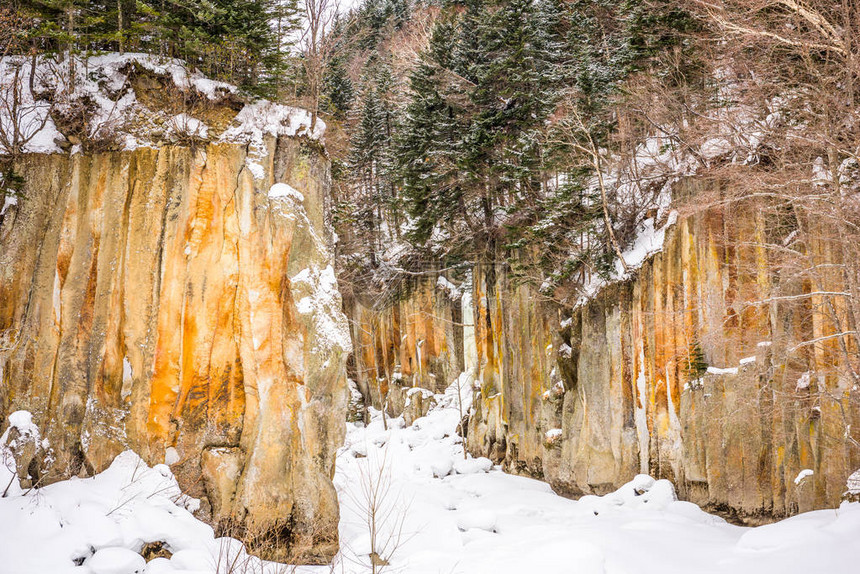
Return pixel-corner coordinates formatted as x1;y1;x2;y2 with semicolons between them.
465;200;860;522
0;137;349;561
344;277;464;417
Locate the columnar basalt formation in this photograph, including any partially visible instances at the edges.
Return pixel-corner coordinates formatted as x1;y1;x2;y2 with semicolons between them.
344;278;465;415
466;200;860;522
343;194;860;523
0;136;349;561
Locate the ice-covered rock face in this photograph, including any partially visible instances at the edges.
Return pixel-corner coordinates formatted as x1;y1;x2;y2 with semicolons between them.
0;134;348;562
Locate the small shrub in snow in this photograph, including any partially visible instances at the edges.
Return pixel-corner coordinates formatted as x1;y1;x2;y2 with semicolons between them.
167;113;209;144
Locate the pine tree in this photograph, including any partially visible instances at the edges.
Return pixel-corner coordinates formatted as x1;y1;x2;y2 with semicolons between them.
452;0;483;83
398;57;463;246
324;55;355;119
458;0;556;249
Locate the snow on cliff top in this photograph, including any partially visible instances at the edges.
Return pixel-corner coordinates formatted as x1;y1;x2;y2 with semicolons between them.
0;53;324;156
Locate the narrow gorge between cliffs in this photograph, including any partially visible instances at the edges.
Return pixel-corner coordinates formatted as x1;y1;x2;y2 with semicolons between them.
2;1;860;572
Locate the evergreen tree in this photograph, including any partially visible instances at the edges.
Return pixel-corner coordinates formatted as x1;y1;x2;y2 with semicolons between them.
458;0;556;252
397;54;463;245
452;0;483;83
324;55;356;119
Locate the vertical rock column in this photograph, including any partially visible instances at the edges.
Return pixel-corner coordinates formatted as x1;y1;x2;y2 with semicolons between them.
0;136;349;562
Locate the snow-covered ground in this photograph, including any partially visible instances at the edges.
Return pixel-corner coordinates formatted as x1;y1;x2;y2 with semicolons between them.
2;376;860;573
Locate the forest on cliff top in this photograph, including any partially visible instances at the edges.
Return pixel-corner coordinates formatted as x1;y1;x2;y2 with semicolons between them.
3;1;860;312
323;0;860;315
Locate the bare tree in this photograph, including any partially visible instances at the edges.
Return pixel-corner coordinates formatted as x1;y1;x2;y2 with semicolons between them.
0;61;53;158
301;0;341;132
344;448;411;574
625;0;860;469
543;96;638;278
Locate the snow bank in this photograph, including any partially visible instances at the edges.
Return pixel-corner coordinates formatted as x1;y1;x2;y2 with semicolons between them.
0;450;211;573
0;53;323;156
0;446;322;574
333;375;860;574
4;377;860;573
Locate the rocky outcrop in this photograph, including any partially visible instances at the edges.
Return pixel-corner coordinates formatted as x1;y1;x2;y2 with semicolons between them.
0;136;349;561
344;277;469;417
466;199;860;522
341;192;860;523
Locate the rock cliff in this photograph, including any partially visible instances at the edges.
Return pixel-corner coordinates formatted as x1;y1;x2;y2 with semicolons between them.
343;277;469;419
346;191;860;523
469;199;860;521
0;135;349;561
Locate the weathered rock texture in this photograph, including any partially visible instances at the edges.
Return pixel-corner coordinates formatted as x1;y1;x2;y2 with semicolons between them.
467;202;860;522
0;136;349;561
344;197;860;523
343;278;466;417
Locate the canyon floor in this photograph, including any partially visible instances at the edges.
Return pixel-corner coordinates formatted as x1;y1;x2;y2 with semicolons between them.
2;376;859;574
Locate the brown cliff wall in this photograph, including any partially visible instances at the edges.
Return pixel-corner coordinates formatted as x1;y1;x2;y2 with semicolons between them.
342;195;860;522
344;277;465;418
0;136;349;561
467;201;860;522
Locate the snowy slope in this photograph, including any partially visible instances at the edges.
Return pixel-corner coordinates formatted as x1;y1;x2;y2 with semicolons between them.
2;376;860;573
0;53;324;157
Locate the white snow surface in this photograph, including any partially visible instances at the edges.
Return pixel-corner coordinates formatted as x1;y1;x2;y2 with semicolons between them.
268;182;305;203
3;378;860;573
0;53;323;156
